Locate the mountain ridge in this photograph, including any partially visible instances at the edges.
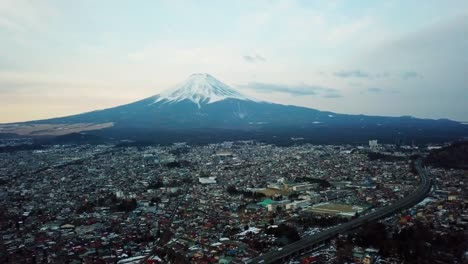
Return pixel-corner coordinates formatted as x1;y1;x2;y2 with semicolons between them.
1;73;467;144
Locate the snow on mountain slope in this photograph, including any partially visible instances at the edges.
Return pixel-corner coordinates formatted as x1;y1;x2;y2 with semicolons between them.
155;73;252;107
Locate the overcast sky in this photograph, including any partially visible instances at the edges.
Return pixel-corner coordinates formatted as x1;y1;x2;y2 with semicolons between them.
1;0;467;123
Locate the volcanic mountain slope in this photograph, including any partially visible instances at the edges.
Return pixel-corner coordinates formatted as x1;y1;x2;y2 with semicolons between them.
1;73;467;144
12;73;324;128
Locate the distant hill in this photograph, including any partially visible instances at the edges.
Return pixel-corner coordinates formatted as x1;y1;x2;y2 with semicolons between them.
424;141;468;169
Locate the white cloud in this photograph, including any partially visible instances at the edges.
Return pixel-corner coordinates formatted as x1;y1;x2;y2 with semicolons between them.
0;0;59;33
322;16;373;44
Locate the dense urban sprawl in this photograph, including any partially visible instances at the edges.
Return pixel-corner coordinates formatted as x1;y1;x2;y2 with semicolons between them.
0;139;466;263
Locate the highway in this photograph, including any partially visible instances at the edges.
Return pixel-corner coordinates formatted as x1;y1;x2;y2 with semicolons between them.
249;159;431;264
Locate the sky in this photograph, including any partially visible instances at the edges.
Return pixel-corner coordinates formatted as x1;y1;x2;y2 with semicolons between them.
1;0;467;123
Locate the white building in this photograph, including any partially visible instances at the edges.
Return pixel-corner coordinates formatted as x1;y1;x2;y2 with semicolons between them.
292;183;316;192
369;140;378;150
285;200;310;210
198;176;217;184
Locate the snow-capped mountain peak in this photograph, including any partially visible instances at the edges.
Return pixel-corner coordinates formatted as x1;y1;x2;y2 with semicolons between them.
155;73;251;107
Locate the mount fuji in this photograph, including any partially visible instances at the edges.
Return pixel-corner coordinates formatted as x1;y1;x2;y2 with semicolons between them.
156;73;252;106
1;73;467;144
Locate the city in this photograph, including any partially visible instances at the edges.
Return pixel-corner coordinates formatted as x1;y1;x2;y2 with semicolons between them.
1;139;466;263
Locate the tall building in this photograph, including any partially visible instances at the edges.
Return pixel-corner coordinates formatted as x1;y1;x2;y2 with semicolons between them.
369;140;378;150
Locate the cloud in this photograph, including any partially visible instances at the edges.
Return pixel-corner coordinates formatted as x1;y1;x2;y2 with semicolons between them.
401;71;419;80
323;93;342;98
375;72;390;79
362;87;400;95
0;0;59;33
334;70;371;78
322;16;373;45
242;82;341;98
243;54;266;63
367;87;383;93
335;70;418;80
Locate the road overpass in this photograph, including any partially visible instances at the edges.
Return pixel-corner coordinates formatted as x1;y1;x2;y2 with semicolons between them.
249;159;432;264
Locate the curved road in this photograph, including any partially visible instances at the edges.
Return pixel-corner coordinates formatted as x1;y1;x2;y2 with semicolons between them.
249;159;431;264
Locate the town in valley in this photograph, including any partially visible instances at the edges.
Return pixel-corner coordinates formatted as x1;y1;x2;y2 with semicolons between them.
1;138;466;263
